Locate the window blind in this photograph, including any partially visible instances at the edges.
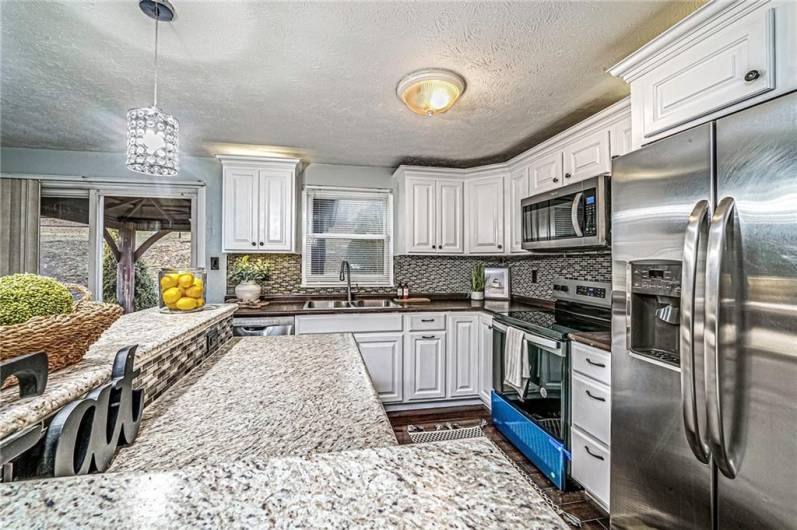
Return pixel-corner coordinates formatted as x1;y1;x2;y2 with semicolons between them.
303;187;393;287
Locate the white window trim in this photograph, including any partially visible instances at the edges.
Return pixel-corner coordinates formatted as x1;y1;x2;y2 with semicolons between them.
301;185;394;288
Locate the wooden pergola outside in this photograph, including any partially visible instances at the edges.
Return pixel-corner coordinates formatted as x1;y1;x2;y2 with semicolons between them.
41;196;192;313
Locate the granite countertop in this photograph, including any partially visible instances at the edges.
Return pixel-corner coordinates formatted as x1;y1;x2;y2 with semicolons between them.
233;296;550;318
568;331;612;352
0;304;238;441
2;438;568;529
110;334;397;472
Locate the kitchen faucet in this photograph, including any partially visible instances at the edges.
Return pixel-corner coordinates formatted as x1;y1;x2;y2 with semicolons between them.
339;260;353;303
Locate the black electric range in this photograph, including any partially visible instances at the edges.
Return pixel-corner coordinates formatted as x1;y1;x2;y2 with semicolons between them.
495;301;611;342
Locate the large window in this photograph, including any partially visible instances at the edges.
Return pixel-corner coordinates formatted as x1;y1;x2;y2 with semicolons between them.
302;187;393;287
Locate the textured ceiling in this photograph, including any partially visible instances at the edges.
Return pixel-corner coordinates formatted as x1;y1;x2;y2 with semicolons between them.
0;1;702;168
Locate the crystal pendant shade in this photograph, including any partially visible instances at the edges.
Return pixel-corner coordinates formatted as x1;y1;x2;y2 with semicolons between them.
126;106;179;176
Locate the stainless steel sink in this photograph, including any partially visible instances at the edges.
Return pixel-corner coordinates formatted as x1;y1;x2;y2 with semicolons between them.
302;300;351;310
348;299;399;308
302;299;399;310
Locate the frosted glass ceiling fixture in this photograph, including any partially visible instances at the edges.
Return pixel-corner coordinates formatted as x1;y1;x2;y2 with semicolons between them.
126;0;179;176
396;69;466;117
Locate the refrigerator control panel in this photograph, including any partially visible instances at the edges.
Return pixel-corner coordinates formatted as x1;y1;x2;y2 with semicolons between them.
631;263;682;297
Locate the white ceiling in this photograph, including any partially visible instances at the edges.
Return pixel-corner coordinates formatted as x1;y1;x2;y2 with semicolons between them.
1;1;702;168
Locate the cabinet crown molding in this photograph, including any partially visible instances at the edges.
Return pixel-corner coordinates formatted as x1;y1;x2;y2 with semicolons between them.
216;154;301;168
609;0;768;82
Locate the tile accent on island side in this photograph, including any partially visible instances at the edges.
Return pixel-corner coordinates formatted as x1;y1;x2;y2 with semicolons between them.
2;438;569;529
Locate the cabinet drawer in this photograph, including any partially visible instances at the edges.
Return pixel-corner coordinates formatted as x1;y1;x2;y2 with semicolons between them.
571;372;611;444
639;6;775;139
571;342;611;386
571;426;610;510
405;313;445;332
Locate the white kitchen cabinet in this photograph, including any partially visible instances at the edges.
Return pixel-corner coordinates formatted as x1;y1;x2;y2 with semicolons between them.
466;174;506;254
405;332;446;401
222;167;260;251
529;151;563;194
508;166;531;253
219;155;300;253
355;333;403;403
610;116;633;158
571;372;611;444
295;313;403;334
404;176;464;254
446;314;479;398
610;1;796;149
571;426;610;511
478;314;493;407
562;130;611;183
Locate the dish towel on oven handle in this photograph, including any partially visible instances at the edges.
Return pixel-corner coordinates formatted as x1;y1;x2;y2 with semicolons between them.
504;326;528;397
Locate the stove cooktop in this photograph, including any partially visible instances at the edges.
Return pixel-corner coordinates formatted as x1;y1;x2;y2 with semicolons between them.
495;302;610;340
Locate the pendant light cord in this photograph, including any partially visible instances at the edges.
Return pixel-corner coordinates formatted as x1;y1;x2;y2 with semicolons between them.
153;12;159;108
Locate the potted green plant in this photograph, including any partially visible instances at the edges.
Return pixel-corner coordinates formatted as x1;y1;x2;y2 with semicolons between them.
470;263;485;301
228;256;272;302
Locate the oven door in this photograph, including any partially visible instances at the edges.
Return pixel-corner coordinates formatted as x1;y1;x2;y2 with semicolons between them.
521;175;609;251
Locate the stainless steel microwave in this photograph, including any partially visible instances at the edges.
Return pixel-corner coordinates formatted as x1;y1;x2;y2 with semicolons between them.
521;175;610;251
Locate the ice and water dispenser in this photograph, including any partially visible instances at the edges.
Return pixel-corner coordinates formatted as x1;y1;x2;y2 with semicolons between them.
628;261;682;366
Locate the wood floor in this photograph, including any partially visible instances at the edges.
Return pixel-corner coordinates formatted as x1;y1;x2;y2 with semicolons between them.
387;405;610;530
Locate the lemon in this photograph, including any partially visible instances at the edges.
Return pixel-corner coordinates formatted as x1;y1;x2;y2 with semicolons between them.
162;287;182;305
185;285;204;299
166;303;178;311
195;297;205;308
177;273;195;289
160;275;178;290
192;277;204;289
175;297;198;311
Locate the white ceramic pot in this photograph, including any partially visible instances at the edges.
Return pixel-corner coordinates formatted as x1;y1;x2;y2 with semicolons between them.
470;291;484;301
235;281;262;303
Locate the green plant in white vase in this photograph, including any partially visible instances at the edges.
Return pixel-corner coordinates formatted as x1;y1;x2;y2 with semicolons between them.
471;263;485;301
229;256;272;303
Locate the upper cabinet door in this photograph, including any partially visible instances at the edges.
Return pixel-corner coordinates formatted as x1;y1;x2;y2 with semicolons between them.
406;177;437;253
529;151;563;194
436;179;464;254
563;129;611;183
258;169;293;251
222;168;259;251
467;175;505;254
610;116;633;158
639;7;775;140
509;167;531;253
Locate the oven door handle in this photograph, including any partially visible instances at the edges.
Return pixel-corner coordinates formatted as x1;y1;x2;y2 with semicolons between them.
492;323;562;354
571;191;584;237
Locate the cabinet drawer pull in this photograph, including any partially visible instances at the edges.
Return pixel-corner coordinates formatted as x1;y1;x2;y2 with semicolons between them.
585;390;606;402
251;242;256;246
586;358;606;368
585;445;605;461
744;69;761;82
420;318;435;323
421;335;436;339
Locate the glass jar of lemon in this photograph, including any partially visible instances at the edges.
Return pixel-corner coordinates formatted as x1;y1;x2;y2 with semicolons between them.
158;268;207;313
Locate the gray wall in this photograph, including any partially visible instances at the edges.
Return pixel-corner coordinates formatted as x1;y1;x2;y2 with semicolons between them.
1;149;398;302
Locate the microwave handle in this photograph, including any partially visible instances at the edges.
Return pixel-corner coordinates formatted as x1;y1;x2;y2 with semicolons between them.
571;192;584;237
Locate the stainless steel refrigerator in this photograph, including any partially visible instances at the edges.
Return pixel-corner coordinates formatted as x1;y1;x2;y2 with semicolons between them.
610;91;797;529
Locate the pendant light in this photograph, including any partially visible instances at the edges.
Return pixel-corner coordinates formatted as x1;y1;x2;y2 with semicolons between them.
126;0;179;176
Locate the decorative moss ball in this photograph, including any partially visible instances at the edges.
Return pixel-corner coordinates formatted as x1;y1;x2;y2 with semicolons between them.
0;273;74;326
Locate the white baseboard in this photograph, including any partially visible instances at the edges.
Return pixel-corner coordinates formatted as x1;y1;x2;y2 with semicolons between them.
383;398;485;412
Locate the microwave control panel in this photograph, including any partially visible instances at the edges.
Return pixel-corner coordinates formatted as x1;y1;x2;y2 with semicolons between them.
583;192;597;236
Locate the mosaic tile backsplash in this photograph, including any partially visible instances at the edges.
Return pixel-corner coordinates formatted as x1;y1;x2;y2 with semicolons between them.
227;252;611;301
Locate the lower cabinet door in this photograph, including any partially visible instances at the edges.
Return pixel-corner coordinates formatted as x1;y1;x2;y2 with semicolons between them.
405;332;446;400
571;426;610;510
478;315;493;407
447;314;479;398
355;333;403;403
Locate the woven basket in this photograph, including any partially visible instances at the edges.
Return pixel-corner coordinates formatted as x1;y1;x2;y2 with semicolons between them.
0;283;123;388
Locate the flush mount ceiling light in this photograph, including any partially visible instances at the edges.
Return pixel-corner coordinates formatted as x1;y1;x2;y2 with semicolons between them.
126;0;179;176
396;68;466;117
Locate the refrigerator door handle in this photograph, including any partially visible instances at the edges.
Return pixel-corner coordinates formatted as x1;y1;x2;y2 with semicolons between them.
705;196;738;479
680;199;712;464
